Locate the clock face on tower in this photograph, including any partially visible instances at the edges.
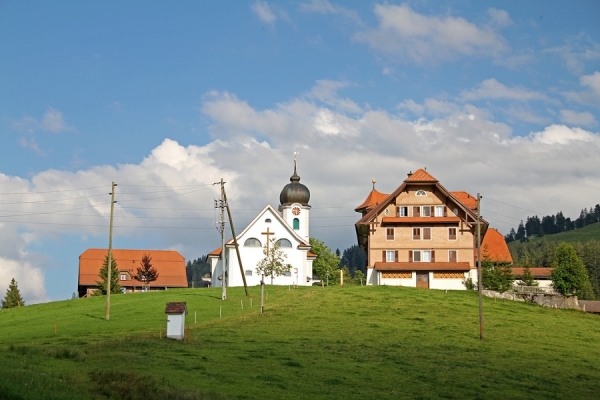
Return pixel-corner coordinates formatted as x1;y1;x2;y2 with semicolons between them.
292;206;301;216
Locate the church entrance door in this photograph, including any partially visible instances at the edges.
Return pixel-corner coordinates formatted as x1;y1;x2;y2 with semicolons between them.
416;272;429;288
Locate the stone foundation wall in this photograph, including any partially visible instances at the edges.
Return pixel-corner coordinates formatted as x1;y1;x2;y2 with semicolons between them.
482;289;579;310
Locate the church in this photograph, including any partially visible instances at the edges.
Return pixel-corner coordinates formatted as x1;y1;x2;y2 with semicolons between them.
208;161;316;287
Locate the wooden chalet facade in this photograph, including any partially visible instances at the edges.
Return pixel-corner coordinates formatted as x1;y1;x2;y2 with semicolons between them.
78;249;188;297
355;169;497;289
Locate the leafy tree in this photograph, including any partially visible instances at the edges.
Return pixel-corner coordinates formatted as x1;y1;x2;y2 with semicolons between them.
517;265;538;286
551;243;593;299
134;254;159;291
95;253;122;295
310;237;340;283
481;246;514;292
354;270;366;285
2;278;25;308
256;239;292;284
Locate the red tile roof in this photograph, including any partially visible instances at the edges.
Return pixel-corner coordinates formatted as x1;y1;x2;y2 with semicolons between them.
405;169;438;182
479;228;513;263
208;247;222;257
374;262;471;271
512;267;552;278
165;302;188;314
79;249;187;288
355;189;390;212
450;191;478;210
381;217;461;224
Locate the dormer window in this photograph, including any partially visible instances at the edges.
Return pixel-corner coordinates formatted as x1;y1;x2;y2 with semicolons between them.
416;190;427;196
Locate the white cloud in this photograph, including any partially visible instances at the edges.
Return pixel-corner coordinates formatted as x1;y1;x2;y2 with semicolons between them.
487;8;512;28
3;84;600;303
300;0;363;25
560;109;597;127
565;71;600;107
544;34;600;75
354;4;508;64
461;78;550;102
251;1;277;24
12;107;73;133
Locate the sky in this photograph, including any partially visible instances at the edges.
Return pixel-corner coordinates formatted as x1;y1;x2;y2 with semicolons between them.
1;1;599;304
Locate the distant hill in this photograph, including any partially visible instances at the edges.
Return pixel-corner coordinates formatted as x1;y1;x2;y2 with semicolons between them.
508;223;600;251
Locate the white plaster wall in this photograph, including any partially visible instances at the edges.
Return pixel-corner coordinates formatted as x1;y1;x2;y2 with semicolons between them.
429;277;467;290
166;314;185;340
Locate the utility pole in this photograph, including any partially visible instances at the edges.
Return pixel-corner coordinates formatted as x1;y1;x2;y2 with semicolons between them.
476;193;484;340
106;182;117;321
215;179;227;301
223;186;249;296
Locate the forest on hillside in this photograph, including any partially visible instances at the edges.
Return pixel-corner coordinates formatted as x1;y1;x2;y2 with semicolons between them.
505;204;600;242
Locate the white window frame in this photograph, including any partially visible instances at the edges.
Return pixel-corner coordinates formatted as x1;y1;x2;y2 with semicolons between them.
413;250;431;262
399;206;408;217
386;250;396;262
386;228;394;241
412;227;421;240
435;206;444;217
120;273;127;281
448;227;457;240
422;206;431;217
448;250;457;263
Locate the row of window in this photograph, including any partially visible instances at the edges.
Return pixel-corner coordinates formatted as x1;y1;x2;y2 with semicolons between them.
387;205;456;218
244;238;293;248
386;227;457;241
244;270;293;277
383;249;458;263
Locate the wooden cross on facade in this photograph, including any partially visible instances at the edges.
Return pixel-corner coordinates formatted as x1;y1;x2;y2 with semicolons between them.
262;227;274;252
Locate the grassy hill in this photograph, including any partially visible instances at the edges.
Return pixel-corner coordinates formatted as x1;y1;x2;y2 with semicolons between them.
2;286;600;399
509;223;600;249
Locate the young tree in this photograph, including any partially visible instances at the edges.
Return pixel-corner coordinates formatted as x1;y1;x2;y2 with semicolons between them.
95;253;122;295
551;243;593;299
310;238;340;284
517;265;538;286
134;253;159;291
354;269;366;286
256;239;292;284
2;278;25;308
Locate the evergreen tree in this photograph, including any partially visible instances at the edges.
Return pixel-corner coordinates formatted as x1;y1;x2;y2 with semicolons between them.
133;253;159;291
186;256;211;288
95;253;122;295
517;265;537;286
516;221;526;241
551;243;593;299
2;278;25;308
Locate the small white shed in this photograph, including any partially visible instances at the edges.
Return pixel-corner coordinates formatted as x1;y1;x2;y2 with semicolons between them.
164;302;187;340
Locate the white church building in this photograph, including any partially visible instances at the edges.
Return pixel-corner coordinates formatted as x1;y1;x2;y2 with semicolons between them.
208;162;316;287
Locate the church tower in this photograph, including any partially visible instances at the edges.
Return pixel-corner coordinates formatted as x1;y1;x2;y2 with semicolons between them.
279;160;311;242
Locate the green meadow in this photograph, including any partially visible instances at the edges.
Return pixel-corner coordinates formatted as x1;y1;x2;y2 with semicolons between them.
1;286;599;399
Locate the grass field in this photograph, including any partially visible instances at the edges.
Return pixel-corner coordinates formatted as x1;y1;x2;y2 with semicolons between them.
1;285;600;399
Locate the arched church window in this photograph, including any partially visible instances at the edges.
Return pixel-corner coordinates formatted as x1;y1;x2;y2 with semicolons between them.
245;270;253;276
276;238;292;248
293;218;300;230
244;238;262;247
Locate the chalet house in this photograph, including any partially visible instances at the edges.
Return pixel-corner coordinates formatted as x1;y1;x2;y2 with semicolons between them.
355;169;510;290
78;249;188;297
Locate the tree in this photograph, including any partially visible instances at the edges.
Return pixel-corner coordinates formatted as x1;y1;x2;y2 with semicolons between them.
134;253;159;291
551;243;593;299
481;246;514;292
354;270;366;285
256;239;292;284
186;256;211;288
309;238;340;284
95;253;122;295
2;278;25;308
517;265;537;286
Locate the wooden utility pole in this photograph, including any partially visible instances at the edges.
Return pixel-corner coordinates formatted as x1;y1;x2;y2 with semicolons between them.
476;193;484;340
223;186;249;296
106;182;117;321
260;228;274;314
216;179;227;301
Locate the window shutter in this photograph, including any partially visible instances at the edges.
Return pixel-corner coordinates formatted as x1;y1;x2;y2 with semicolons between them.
431;250;435;262
394;251;398;262
409;250;413;263
444;207;447;217
396;206;400;217
430;206;434;215
413;206;420;217
382;250;386;262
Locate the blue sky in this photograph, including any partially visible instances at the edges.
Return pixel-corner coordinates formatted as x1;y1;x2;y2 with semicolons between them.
1;1;599;303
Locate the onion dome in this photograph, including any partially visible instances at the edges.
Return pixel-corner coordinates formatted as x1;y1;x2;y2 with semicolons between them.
279;161;310;206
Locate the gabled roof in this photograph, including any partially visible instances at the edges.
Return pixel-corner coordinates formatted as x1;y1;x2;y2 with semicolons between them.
405;168;438;182
479;228;513;263
355;189;390;213
450;191;478;210
208;204;311;257
356;170;487;228
79;249;187;287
